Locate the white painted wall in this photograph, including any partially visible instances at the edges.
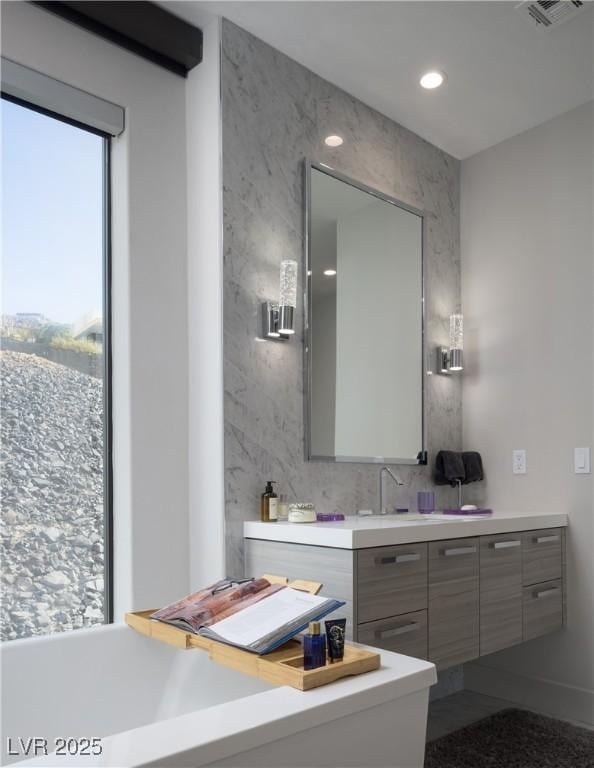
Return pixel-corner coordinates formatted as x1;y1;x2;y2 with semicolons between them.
184;15;226;586
335;202;423;459
1;2;190;613
461;101;594;725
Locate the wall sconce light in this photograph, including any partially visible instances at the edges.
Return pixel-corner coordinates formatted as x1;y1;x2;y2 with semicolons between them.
261;259;298;341
436;312;464;374
262;302;281;339
279;259;297;334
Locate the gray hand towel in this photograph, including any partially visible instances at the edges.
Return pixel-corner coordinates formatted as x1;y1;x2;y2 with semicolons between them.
434;451;465;487
461;451;484;484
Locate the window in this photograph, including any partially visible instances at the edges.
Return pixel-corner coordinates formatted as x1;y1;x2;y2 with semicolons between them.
1;96;112;640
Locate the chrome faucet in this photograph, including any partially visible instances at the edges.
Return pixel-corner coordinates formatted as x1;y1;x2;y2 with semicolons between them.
379;466;404;514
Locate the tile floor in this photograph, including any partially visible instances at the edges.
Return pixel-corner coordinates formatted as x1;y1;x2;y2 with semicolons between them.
426;690;594;742
426;690;512;742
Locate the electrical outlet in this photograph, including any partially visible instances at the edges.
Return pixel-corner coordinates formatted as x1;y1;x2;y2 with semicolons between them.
513;449;527;475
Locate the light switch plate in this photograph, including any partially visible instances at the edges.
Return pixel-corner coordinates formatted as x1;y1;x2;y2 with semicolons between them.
513;449;527;474
574;447;591;474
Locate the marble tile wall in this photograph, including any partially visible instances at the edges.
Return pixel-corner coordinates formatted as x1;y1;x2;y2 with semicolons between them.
221;20;462;574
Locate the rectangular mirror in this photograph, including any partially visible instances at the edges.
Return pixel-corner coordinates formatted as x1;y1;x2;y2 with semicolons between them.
305;162;425;464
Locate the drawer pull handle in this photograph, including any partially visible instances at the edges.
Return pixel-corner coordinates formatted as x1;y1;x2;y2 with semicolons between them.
491;540;521;549
535;535;560;544
534;587;559;599
443;546;477;557
377;622;420;639
376;553;420;565
396;553;421;563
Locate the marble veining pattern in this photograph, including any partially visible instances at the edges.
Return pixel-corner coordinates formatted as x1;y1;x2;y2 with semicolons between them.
221;20;462;574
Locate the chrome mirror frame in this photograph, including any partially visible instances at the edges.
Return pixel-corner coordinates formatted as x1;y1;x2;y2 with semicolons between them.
304;160;427;466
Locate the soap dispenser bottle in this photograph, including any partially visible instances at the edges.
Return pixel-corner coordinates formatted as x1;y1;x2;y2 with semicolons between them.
260;481;278;522
303;621;326;670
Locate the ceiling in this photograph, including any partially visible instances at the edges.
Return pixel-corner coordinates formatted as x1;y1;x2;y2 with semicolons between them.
166;1;594;159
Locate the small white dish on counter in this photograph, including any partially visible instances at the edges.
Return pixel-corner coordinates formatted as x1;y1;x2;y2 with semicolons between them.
288;503;317;523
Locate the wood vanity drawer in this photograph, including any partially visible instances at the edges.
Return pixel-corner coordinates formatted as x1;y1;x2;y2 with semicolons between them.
479;534;523;655
357;610;427;660
523;579;563;641
244;538;356;636
428;538;479;668
523;529;562;585
357;543;427;623
480;534;523;591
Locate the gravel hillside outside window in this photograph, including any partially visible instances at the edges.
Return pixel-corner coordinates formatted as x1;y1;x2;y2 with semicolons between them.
1;351;105;641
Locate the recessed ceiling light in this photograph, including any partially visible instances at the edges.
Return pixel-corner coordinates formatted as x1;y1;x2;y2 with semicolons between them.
324;135;343;147
420;70;446;90
324;269;337;276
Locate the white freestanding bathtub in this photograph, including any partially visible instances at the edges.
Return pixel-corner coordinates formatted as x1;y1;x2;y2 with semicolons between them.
1;623;436;767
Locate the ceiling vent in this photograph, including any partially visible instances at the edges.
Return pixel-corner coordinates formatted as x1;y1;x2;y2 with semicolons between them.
516;0;587;29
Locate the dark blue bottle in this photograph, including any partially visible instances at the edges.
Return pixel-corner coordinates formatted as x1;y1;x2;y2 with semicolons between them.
303;621;326;670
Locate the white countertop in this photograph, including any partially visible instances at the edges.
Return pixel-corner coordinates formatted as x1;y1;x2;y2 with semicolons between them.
244;511;568;549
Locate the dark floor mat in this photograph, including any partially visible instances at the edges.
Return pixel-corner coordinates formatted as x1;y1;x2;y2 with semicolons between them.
425;708;594;768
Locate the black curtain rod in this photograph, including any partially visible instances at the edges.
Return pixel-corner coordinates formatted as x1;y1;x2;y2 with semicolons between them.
32;1;203;77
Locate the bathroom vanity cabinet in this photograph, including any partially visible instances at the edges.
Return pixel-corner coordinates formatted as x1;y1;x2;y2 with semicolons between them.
244;514;567;670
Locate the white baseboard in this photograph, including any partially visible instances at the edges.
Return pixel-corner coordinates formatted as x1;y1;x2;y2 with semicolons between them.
465;661;594;727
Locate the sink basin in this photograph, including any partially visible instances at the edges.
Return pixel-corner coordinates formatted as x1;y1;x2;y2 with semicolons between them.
355;513;487;522
356;513;441;521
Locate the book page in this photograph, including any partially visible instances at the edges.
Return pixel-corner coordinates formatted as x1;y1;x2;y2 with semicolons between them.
207;587;329;647
151;578;282;632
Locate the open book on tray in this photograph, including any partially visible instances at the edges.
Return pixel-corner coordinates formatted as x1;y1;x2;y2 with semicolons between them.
151;577;345;655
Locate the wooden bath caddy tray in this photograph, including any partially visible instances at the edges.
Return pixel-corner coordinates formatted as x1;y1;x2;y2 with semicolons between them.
124;575;380;691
